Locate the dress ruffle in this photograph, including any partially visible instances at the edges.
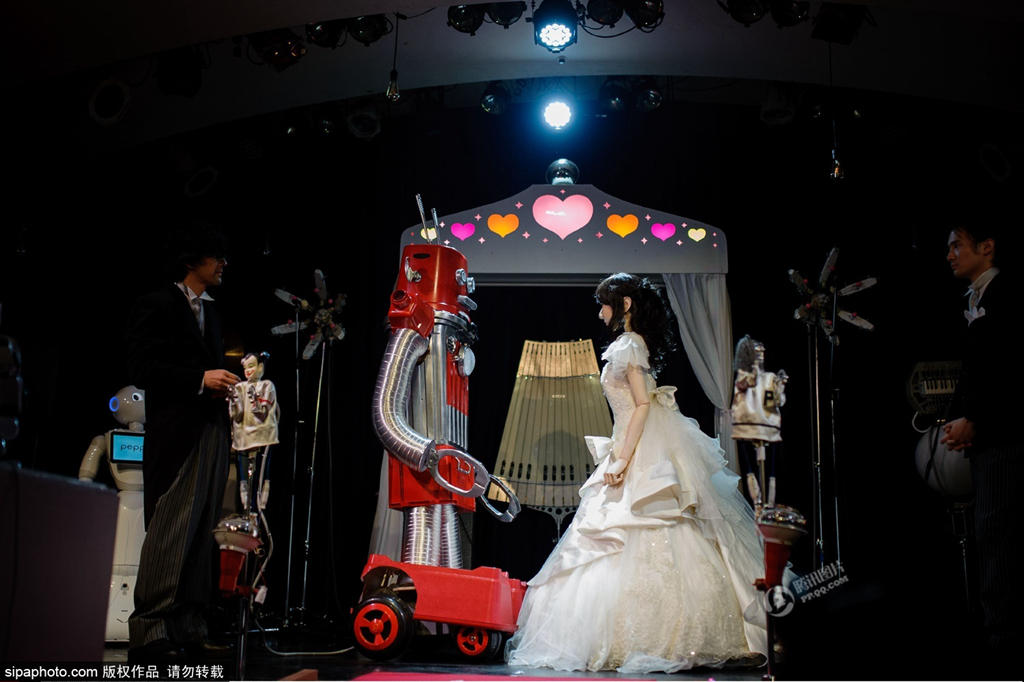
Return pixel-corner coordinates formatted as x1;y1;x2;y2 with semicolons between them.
601;332;650;377
507;340;767;673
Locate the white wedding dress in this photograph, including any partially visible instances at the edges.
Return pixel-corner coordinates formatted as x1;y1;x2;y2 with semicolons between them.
506;332;767;673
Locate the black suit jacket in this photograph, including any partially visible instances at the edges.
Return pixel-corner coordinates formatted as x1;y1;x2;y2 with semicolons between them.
126;283;227;524
959;272;1014;453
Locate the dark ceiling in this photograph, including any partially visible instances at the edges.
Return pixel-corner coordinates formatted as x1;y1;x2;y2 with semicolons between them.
5;0;1024;145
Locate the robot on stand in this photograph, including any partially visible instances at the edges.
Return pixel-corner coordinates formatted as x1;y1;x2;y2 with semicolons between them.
731;334;788;512
732;335;807;679
355;209;522;661
214;352;279;679
79;386;147;642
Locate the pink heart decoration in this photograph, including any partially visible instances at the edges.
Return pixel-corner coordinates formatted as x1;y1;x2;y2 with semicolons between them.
450;223;475;241
532;194;594;240
651;223;676;241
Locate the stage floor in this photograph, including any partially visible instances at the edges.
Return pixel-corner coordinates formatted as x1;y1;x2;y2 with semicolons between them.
103;638;768;681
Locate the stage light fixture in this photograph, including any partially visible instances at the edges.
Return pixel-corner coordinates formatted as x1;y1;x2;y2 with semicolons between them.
448;5;487;35
598;78;631;113
546;158;580;184
543;99;573;129
769;0;809;27
586;0;623;26
533;0;579;52
487;2;527;27
622;0;664;29
249;29;307;71
89;79;131;126
718;0;766;26
306;19;347;48
348;15;390;46
633;78;663;112
480;82;510;114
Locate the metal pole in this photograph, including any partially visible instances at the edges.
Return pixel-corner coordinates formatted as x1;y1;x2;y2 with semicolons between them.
298;339;328;621
809;325;825;570
829;285;842;565
283;317;300;626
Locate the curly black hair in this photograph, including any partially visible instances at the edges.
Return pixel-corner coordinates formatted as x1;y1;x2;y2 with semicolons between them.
594;273;678;376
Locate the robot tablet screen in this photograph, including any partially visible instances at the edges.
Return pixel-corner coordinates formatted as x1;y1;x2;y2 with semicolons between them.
110;431;145;463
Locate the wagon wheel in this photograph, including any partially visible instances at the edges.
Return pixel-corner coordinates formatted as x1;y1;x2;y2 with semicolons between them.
352;593;414;660
453;626;503;660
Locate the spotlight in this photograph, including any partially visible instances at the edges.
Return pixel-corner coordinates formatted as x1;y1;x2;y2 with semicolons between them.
586;0;623;26
249;29;306;71
487;2;527;27
718;0;766;26
543;100;573;129
622;0;664;29
598;78;631;113
769;0;809;27
306;19;347;48
347;15;390;46
448;5;487;35
533;0;579;52
633;78;663;112
480;82;510;114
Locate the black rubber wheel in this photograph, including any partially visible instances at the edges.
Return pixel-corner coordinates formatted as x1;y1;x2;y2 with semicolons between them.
352;593;414;660
453;626;503;661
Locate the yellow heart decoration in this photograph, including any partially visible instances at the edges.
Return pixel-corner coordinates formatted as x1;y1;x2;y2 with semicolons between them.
607;214;638;238
687;227;707;242
488;213;520;238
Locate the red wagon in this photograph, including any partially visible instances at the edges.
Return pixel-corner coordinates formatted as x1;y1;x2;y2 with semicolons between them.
352;554;527;661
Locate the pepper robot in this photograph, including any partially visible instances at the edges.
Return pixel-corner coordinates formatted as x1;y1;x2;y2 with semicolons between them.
355;242;523;661
79;385;147;642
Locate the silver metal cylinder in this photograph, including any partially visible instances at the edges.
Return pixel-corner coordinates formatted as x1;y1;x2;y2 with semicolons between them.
372;327;434;471
437;504;463;569
402;505;441;565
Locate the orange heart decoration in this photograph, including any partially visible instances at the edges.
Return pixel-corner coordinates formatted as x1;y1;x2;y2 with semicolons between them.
607;214;638;238
488;213;519;238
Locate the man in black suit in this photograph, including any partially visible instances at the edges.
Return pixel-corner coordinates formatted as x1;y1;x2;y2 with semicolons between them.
941;222;1020;656
126;224;240;661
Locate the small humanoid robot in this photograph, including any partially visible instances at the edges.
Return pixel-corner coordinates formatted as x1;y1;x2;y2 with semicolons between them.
731;334;788;511
79;385;147;642
215;351;279;598
356;241;523;661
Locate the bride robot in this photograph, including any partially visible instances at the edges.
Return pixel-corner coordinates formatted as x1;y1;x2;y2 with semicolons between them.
507;273;767;673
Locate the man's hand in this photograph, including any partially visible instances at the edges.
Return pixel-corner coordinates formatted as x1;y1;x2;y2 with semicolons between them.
204;369;241;394
940;417;976;452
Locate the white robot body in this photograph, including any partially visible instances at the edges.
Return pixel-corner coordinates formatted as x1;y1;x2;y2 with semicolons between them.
79;386;147;642
107;489;145;641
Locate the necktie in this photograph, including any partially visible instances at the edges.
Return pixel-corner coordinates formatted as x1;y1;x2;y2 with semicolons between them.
191;297;204;335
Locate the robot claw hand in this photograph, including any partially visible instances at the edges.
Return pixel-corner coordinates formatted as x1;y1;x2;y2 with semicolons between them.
429;445;521;522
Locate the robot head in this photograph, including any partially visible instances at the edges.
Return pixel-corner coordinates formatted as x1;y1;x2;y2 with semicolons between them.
109;386;145;427
734;335;765;373
241;352;267;382
389;244;476;335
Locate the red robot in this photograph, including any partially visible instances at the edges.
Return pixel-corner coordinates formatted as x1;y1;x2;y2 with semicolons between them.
356;243;522;661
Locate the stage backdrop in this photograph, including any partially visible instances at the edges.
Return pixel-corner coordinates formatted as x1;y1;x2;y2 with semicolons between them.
370;181;738;561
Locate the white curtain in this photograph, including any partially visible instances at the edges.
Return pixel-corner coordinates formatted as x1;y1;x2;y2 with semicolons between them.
662;273;737;472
